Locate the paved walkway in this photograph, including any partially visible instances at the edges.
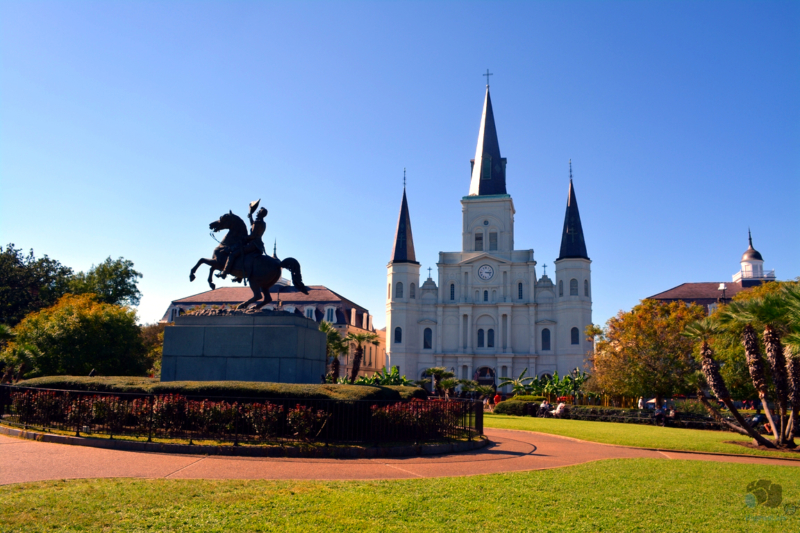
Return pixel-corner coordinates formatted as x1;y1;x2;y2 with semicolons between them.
1;429;797;485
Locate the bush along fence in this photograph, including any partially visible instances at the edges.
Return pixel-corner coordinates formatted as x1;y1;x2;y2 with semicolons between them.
0;385;483;446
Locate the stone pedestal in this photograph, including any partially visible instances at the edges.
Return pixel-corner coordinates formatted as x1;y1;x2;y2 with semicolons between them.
161;312;326;384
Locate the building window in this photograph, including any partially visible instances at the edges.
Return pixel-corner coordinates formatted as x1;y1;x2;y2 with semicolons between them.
571;327;580;345
518;282;523;300
477;329;485;348
483;290;488;302
487;328;495;348
326;308;335;322
410;283;416;299
475;232;484;251
170;308;179;321
305;308;315;320
542;328;551;351
584;280;589;297
559;280;563;297
489;232;498;251
450;284;455;301
570;278;578;296
395;282;403;299
394;327;402;344
423;328;432;349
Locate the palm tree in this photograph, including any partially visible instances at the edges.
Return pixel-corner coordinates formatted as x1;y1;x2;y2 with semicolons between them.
719;294;791;445
440;378;460;397
422;367;455;396
781;284;800;441
499;368;534;396
344;331;379;383
319;321;347;382
684;319;776;448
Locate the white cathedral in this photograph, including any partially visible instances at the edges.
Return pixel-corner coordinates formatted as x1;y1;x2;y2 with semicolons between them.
385;86;593;389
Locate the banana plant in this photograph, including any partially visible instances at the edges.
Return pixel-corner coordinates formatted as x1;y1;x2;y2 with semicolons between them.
499;368;534;395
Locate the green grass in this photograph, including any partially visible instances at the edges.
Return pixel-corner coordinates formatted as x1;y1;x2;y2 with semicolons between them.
484;414;800;459
1;460;797;532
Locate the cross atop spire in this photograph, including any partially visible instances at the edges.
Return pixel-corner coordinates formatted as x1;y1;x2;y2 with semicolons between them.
483;69;493;88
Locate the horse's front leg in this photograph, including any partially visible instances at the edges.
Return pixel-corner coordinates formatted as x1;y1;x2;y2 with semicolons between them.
190;258;215;282
207;265;217;290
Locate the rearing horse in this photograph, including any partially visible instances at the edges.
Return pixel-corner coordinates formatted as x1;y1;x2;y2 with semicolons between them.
189;211;309;309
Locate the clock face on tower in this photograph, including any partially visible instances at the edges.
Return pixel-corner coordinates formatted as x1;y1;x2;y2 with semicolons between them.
478;264;494;280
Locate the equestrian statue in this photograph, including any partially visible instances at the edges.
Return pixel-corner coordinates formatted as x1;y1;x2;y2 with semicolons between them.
189;199;309;309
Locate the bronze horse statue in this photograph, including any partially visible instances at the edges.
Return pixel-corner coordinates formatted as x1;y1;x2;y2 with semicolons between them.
189;211;309;309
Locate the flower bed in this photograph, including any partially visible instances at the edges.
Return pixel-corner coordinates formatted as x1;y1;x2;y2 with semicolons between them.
0;385;481;446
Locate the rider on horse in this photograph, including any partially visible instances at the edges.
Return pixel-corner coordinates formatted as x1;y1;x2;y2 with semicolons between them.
220;200;267;280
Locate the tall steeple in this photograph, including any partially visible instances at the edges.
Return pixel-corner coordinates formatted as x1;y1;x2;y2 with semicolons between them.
468;85;507;196
557;160;589;260
390;181;418;264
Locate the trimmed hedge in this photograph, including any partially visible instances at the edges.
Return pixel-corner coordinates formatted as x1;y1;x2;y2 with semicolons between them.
511;395;546;402
15;376;427;402
494;400;539;416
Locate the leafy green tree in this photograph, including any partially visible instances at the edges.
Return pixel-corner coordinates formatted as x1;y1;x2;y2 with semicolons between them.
319;321;347;382
140;322;170;377
499;368;533;395
588;299;706;406
1;293;148;378
422;367;455;396
0;244;73;326
69;257;142;307
344;331;379;383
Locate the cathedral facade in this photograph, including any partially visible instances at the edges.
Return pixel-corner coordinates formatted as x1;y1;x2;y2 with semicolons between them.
385;86;593;389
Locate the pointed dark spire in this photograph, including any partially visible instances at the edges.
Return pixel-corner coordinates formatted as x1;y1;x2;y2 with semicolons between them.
390;186;418;264
468;86;507;196
742;228;763;261
557;163;589;261
272;240;278;259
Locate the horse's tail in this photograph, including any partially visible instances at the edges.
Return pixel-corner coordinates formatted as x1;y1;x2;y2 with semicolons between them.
280;257;309;294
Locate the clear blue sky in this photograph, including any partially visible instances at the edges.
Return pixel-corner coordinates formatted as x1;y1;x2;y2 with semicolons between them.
1;1;798;329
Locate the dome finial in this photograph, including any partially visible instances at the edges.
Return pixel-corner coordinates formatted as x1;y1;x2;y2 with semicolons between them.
748;228;753;248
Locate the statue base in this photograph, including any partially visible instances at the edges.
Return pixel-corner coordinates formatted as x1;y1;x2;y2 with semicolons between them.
161;312;326;384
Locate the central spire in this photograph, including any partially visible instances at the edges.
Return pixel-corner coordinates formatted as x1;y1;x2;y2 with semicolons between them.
468;86;507;196
390;183;418;264
557;161;589;261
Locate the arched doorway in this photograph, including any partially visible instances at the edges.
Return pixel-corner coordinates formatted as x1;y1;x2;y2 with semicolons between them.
473;367;496;387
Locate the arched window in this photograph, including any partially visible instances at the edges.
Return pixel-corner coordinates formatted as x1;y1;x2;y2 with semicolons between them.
395;282;403;299
475;232;484;251
571;327;580;345
584;280;589;297
477;329;485;348
542;328;551;351
394;327;402;344
518;282;523;300
325;308;335;322
559;280;564;297
410;283;416;299
450;284;455;301
570;278;578;296
483;290;488;302
487;328;495;348
423;328;432;349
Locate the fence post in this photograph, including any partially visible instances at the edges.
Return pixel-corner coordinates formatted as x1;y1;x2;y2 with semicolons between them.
147;396;154;443
233;403;240;446
75;394;81;437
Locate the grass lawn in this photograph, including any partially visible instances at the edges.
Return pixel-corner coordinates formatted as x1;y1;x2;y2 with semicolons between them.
1;459;798;532
484;414;800;459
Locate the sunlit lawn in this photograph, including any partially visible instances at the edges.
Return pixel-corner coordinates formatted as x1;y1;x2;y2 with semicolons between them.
1;459;798;532
484;413;800;459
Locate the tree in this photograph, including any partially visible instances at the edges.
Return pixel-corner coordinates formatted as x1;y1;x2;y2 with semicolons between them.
344;331;379;383
499;368;533;395
319;321;347;382
1;293;148;378
141;322;169;378
588;299;706;406
0;244;73;326
69;257;143;307
422;367;455;396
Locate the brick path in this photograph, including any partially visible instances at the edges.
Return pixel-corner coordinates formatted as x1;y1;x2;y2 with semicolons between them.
1;429;796;485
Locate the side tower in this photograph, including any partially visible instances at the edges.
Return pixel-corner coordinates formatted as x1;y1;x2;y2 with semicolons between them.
385;184;420;376
554;162;592;373
732;230;775;287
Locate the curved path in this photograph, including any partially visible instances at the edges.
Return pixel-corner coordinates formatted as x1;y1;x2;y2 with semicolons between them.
1;429;796;485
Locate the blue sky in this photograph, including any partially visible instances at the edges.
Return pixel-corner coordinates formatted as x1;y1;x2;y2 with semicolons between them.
1;1;798;328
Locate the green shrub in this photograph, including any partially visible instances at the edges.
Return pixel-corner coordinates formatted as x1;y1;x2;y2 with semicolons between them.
512;395;546;402
494;400;538;416
15;376;427;402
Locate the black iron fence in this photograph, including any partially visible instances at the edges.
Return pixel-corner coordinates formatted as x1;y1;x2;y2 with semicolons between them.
0;385;483;446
